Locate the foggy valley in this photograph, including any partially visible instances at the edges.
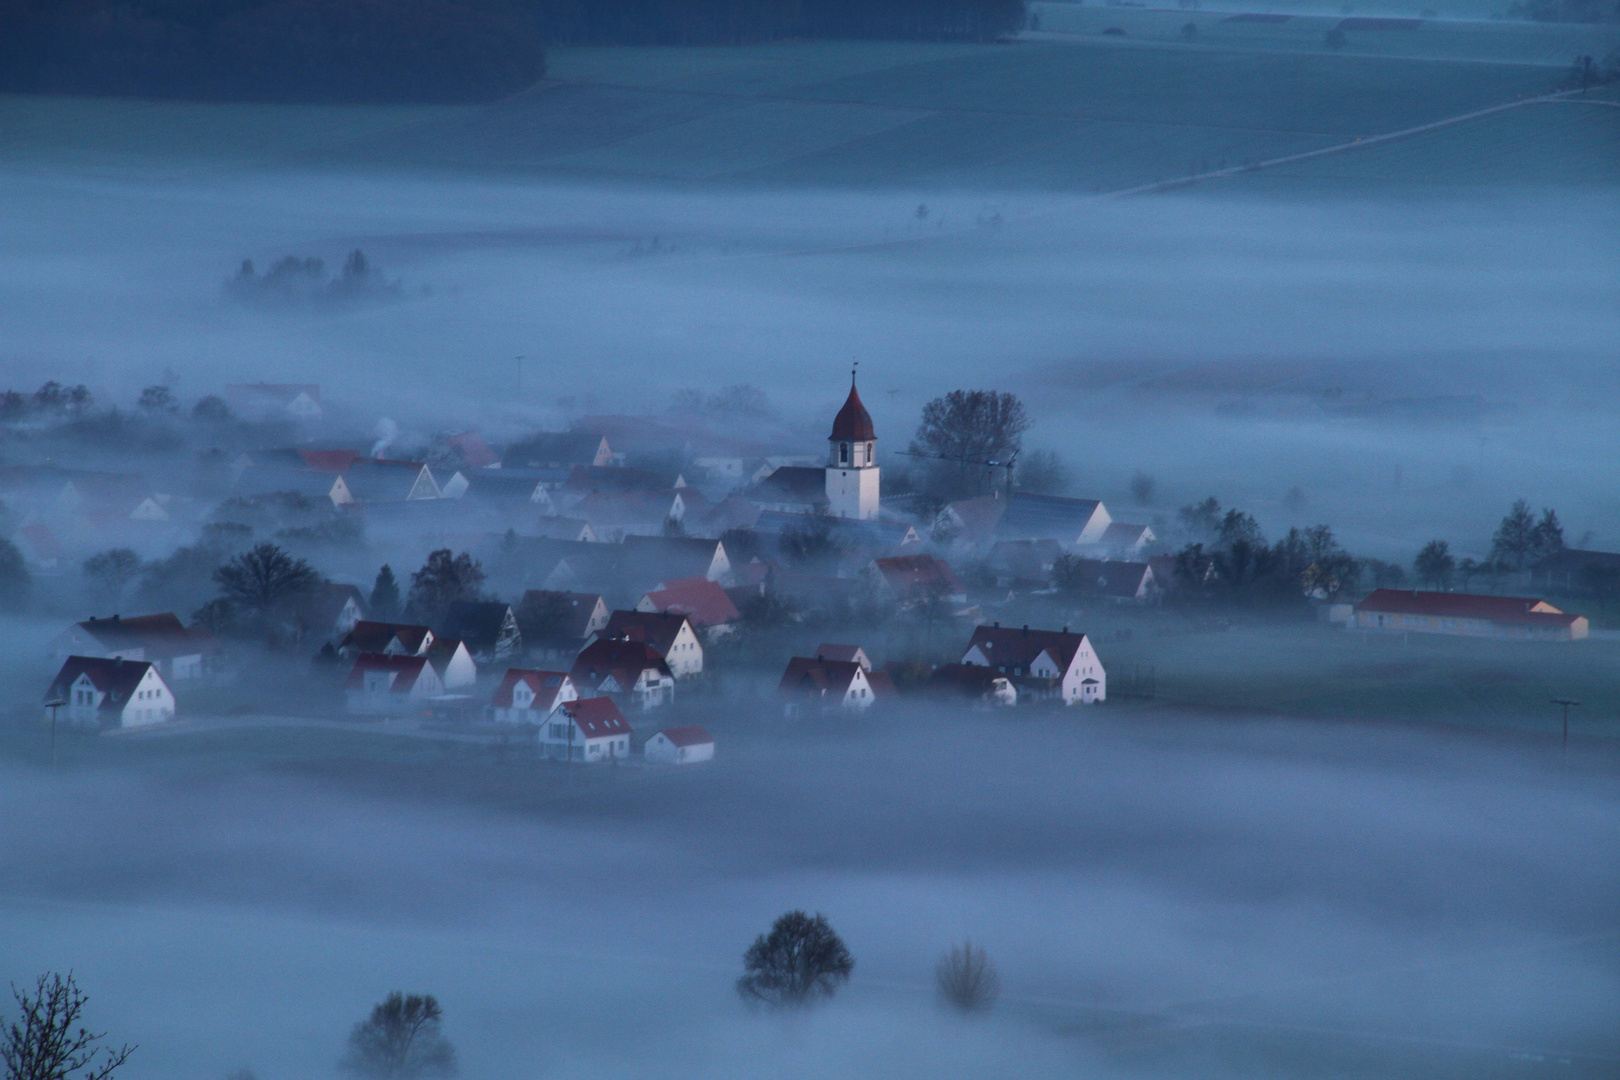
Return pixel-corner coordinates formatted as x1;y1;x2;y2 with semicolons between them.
0;1;1617;1078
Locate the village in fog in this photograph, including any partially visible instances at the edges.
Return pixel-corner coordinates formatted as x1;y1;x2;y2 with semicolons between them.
2;0;1618;1074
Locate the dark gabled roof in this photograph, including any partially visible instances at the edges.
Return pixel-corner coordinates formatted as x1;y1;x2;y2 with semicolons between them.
46;656;156;709
571;491;681;529
570;639;673;688
1353;589;1580;628
752;512;917;552
987;539;1063;581
655;724;713;747
602;610;693;656
440;601;516;651
830;384;875;442
749;467;828;506
994;493;1103;541
234;466;343;500
563;465;680;496
559;696;632;739
778;656;862;698
519;590;605;641
621;535;724;582
462;472;546;501
813;643;868;667
343;460;436;501
964;624;1090;673
341;621;431;654
870;555;966;597
1061;557;1153;598
505;431;609;469
424;637;470;675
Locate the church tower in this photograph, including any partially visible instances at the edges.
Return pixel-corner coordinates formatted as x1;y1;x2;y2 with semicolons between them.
826;371;880;520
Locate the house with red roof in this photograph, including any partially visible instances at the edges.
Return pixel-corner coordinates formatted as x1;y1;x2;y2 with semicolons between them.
864;554;968;607
345;653;444;714
636;577;740;635
489;669;578;724
961;623;1105;704
49;613;212;681
570;639;676;710
645;725;715;764
46;656;175;728
1352;590;1588;641
542;697;632;762
778;655;877;717
601;610;704;677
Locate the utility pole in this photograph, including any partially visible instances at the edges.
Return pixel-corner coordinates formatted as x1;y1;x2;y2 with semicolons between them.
44;698;64;768
514;355;524;400
1551;698;1580;756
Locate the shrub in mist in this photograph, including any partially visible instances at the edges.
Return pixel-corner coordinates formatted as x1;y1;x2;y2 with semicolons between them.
340;992;456;1080
82;548;142;611
1130;471;1156;506
0;538;32;614
936;941;1000;1013
1014;449;1068;495
226;251;400;306
2;972;133;1080
737;910;854;1009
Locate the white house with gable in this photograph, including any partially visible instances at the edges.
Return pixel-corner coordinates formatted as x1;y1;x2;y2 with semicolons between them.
45;656;175;728
961;624;1105;704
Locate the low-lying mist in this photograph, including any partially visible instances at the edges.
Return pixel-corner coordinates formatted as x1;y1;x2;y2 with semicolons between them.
2;710;1615;1078
2;167;1615;554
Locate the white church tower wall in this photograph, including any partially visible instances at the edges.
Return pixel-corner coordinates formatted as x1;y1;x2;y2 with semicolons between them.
826;372;881;521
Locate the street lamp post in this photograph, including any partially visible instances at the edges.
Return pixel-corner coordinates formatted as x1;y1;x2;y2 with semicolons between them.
44;697;64;769
1551;697;1580;756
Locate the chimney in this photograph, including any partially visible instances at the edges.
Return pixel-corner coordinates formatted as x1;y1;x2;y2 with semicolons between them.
1022;625;1028;636
1063;625;1069;634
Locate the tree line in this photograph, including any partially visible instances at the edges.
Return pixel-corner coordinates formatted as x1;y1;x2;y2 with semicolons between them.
0;0;1024;103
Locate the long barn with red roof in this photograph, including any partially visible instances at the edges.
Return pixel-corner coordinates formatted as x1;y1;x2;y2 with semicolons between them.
1352;589;1588;640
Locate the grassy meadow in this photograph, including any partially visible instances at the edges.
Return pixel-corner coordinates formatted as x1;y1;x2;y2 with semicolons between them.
2;28;1611;192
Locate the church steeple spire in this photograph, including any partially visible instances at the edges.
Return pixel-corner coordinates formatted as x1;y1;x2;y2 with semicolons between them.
827;367;880;520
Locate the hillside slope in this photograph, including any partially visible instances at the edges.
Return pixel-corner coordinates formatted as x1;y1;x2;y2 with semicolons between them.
2;37;1611;191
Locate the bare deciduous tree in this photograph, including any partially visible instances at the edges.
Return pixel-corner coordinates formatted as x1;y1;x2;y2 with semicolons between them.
936;941;1000;1013
212;542;318;616
909;390;1030;501
82;549;141;609
737;911;854;1009
2;972;133;1080
340;993;456;1080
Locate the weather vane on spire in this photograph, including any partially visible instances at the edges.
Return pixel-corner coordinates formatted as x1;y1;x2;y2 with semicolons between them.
851;360;859;388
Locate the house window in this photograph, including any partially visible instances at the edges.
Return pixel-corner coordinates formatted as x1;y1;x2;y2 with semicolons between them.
840;443;849;465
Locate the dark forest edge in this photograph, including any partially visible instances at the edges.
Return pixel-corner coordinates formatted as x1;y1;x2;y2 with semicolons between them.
0;0;1026;104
